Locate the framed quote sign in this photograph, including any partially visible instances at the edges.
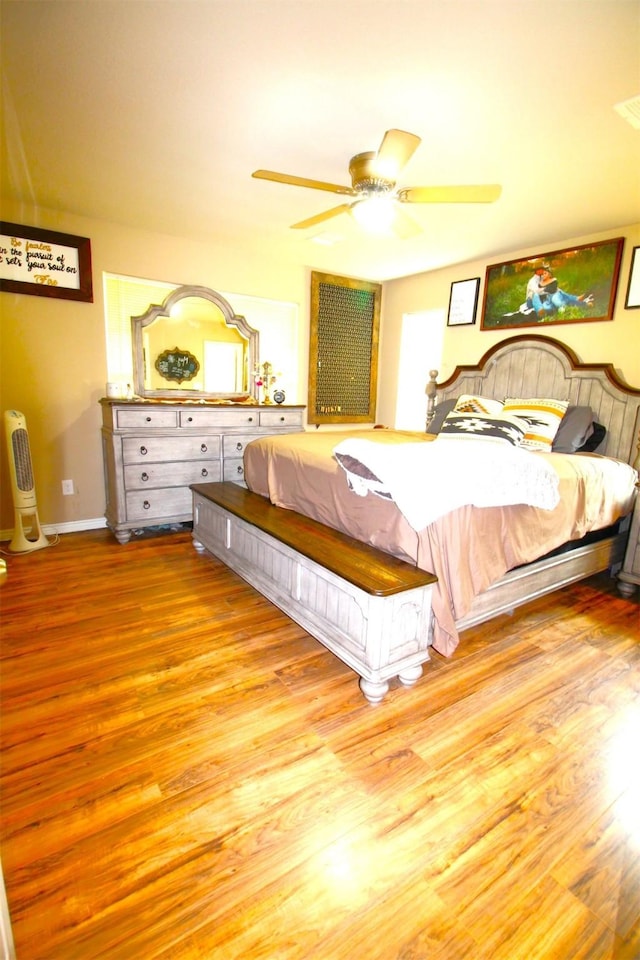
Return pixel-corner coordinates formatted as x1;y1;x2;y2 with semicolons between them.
447;277;480;326
0;221;93;302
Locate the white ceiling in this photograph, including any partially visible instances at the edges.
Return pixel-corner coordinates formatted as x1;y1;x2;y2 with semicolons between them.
2;0;639;282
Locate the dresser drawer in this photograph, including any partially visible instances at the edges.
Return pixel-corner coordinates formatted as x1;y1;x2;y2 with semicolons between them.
124;460;221;490
259;409;304;428
222;434;260;458
179;408;261;429
125;487;193;522
122;435;221;464
116;409;179;429
223;458;246;483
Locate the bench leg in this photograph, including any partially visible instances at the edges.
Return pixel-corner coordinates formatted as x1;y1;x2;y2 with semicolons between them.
359;676;390;704
398;663;424;687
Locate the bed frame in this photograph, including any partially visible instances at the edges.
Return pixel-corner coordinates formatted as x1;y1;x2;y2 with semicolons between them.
426;335;640;631
193;335;640;701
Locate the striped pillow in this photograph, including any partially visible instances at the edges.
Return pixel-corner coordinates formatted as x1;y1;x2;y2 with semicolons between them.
502;398;569;451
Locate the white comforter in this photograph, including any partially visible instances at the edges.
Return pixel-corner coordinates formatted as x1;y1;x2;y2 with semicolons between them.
333;437;561;531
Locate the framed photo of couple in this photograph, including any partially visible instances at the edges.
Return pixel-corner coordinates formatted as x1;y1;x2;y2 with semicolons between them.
480;237;624;330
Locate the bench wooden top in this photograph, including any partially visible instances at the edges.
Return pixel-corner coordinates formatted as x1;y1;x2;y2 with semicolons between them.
191;482;436;598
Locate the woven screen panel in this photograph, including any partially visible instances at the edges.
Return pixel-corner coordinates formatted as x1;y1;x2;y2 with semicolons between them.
315;282;374;417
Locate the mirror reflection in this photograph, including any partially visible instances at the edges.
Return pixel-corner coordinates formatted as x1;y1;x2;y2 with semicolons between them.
131;285;259;401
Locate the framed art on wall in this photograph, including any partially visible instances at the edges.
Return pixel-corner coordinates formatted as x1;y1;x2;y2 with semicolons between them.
447;277;480;326
625;245;640;309
0;221;93;302
480;237;623;330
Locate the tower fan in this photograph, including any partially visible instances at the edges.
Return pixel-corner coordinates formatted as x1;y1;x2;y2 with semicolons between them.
4;410;49;553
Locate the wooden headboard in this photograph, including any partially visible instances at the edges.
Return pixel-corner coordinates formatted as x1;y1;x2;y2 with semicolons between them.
427;335;640;468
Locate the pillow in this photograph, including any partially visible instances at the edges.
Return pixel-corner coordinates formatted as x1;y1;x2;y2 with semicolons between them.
580;422;607;453
438;411;527;447
502;397;569;451
552;405;595;453
426;398;457;433
454;394;504;416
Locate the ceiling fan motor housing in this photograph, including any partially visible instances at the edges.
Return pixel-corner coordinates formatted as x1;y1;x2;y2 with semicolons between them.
349;152;396;195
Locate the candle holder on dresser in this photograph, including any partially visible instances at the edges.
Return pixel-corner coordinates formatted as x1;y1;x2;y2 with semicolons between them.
254;361;279;404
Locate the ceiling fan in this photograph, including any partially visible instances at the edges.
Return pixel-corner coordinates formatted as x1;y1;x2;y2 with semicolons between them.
252;129;502;236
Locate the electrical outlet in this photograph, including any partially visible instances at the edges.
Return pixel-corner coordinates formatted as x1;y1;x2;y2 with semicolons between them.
62;479;74;496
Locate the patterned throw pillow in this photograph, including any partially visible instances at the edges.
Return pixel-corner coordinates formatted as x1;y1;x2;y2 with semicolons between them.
454;394;504;416
438;411;527;446
502;398;570;451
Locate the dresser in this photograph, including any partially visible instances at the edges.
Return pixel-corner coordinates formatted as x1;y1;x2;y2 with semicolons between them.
100;400;305;543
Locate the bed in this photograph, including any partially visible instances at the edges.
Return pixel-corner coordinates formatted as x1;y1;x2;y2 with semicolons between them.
196;335;640;699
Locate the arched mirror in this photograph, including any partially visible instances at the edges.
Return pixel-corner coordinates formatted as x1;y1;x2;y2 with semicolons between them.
131;285;259;401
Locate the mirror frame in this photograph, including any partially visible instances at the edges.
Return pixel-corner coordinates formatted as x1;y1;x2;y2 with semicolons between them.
131;284;259;401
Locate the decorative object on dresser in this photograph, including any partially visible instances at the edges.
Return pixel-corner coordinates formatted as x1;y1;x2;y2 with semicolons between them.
101;400;304;543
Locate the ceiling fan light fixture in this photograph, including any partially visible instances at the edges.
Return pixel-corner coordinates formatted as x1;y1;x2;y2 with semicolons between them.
351;195;396;233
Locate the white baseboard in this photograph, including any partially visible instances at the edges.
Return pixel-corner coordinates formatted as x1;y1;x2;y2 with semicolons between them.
1;517;107;542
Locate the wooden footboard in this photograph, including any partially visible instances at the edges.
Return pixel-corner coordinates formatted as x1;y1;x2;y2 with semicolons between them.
191;482;436;703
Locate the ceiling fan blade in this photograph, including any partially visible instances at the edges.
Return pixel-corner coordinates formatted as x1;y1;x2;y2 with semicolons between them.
374;129;421;179
252;169;355;196
398;184;502;204
290;203;353;229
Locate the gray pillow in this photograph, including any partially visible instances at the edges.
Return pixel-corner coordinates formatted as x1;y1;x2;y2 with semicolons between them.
552;405;595;453
426;398;457;433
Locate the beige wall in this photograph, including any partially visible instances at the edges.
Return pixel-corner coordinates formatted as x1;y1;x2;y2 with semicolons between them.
1;200;637;535
379;224;640;426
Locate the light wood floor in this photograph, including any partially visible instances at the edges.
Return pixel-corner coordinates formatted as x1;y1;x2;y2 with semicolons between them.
1;527;639;959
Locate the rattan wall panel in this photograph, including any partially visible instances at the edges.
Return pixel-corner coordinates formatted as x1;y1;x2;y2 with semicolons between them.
309;272;381;424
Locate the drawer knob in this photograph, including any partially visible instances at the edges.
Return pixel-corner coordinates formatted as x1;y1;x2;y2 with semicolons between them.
143;500;151;510
141;472;149;482
187;416;193;423
247;416;254;423
280;416;285;422
146;416;152;422
201;468;208;478
200;443;208;453
237;465;244;476
236;442;243;451
139;445;148;456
